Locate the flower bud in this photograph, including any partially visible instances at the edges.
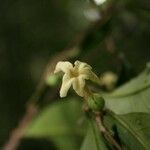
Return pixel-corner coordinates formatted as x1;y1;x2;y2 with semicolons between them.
87;94;105;111
46;74;60;86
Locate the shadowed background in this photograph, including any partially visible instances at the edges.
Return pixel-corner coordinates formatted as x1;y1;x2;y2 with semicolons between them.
0;0;149;149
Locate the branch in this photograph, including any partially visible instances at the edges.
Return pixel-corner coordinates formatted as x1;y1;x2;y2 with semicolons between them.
95;112;122;150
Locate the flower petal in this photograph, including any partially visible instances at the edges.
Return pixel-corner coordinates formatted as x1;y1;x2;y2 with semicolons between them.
89;71;100;84
74;60;92;72
60;74;73;97
79;66;100;84
54;61;73;74
72;77;85;97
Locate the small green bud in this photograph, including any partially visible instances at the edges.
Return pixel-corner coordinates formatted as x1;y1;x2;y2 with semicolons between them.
87;94;105;111
46;74;59;86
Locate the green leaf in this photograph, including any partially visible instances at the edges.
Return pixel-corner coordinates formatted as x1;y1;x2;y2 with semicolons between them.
81;118;108;150
103;68;150;114
25;98;84;150
104;111;150;150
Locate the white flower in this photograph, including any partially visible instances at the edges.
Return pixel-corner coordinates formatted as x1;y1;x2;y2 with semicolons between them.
54;60;100;98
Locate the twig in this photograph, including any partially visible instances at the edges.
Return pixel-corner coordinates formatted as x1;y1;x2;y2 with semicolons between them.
2;47;79;150
3;103;38;150
95;112;122;150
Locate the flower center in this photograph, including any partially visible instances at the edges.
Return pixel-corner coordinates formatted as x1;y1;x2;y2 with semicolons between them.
70;69;79;78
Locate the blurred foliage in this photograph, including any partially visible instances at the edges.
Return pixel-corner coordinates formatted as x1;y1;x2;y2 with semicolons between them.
104;67;150;114
0;0;149;149
25;99;83;150
81;118;108;150
25;68;150;150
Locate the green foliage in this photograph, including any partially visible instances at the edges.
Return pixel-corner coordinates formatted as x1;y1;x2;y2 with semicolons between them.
81;112;150;150
104;67;150;114
25;99;84;150
81;119;108;150
104;112;150;150
25;68;150;149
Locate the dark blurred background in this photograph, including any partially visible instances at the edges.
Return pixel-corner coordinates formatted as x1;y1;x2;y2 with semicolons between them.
0;0;149;149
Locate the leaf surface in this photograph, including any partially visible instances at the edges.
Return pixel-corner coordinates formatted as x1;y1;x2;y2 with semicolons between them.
103;68;150;114
104;111;150;150
81;118;108;150
25;99;83;150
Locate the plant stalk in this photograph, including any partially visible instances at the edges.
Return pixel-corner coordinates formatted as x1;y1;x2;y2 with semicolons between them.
95;112;122;150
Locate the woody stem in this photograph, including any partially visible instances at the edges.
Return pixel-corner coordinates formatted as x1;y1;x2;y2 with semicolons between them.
95;112;122;150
